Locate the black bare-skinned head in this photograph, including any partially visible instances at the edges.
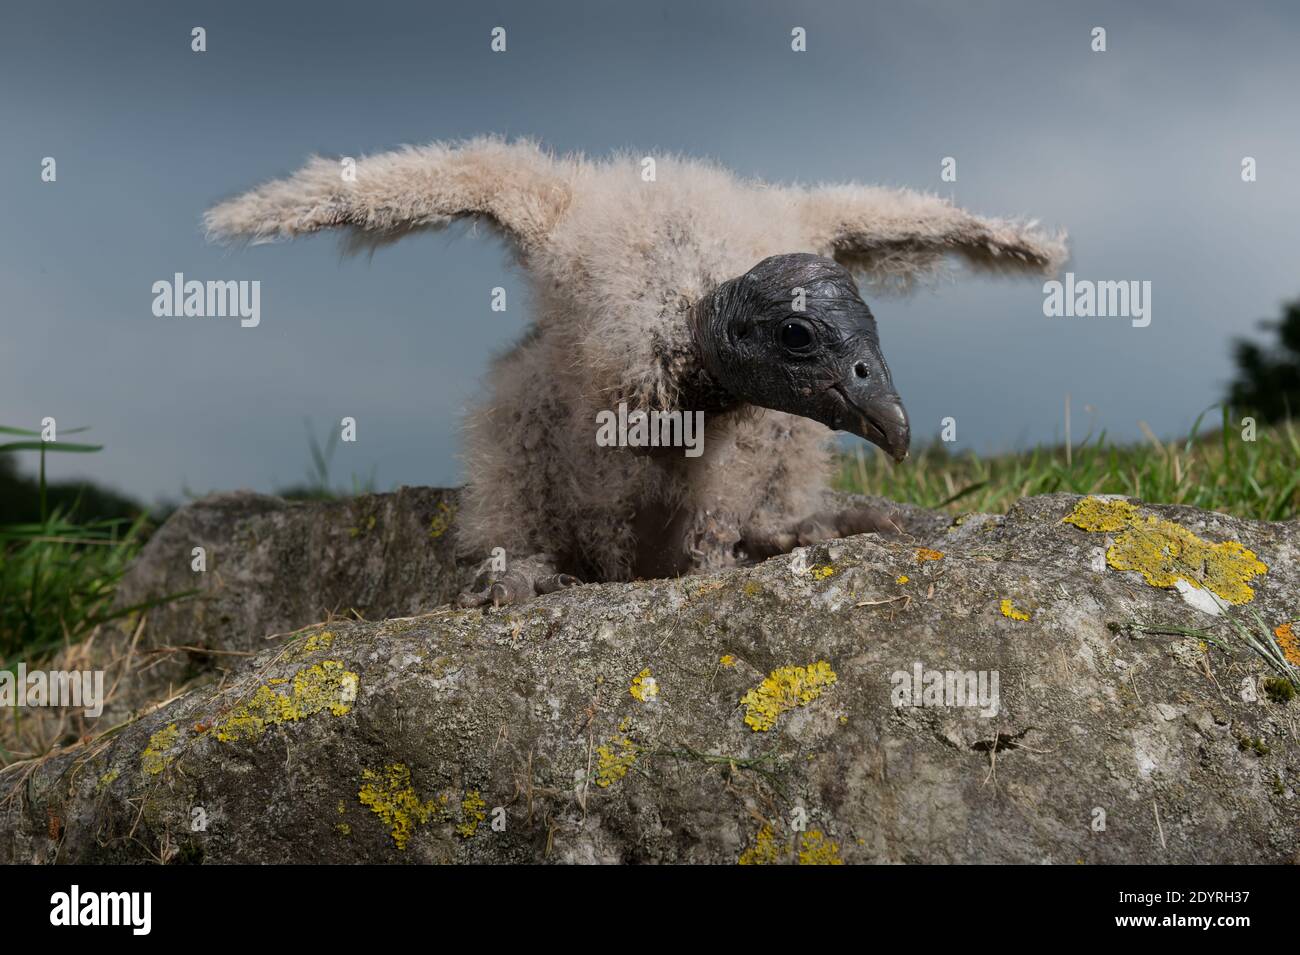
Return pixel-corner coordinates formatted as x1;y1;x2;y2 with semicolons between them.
690;253;910;461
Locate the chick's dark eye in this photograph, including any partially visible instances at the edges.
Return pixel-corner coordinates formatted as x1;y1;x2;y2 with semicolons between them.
779;320;813;352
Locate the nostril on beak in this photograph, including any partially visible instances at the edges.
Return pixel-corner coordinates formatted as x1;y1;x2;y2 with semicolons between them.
853;361;869;379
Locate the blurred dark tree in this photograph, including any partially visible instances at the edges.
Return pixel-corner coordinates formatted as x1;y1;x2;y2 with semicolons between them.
0;454;146;525
1227;299;1300;423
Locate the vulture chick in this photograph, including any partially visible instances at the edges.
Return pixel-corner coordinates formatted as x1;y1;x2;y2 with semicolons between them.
205;138;1066;606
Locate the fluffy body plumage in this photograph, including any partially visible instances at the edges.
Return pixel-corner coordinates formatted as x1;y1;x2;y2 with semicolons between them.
206;137;1066;584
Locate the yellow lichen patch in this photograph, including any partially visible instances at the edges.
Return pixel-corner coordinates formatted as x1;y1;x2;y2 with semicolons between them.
742;581;763;597
810;565;835;581
335;822;351;836
1274;622;1300;667
358;763;440;851
214;659;359;743
629;667;659;702
1062;497;1141;533
915;547;945;562
896;574;909;584
428;500;455;539
595;734;638;787
719;654;737;667
798;830;843;865
1000;599;1031;622
738;824;783;865
1106;519;1266;605
739;661;838;732
302;630;335;654
457;790;488;838
141;723;181;775
1063;497;1267;605
96;768;120;792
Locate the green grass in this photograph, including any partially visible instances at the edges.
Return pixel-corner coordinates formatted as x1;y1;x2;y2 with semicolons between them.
0;427;187;667
835;407;1300;522
0;416;374;675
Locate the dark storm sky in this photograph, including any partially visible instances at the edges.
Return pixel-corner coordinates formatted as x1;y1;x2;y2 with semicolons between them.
3;0;1297;500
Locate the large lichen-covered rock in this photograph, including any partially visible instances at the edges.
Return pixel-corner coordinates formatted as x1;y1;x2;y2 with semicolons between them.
23;487;471;732
1;492;1297;863
14;486;937;734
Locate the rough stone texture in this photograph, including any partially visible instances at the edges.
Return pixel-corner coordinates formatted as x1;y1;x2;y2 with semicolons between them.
25;486;938;731
1;491;1296;864
54;486;470;728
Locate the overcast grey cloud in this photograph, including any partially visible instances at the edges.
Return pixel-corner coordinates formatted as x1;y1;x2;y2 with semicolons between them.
3;0;1298;502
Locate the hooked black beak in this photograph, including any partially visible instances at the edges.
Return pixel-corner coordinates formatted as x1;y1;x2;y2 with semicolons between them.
830;385;911;462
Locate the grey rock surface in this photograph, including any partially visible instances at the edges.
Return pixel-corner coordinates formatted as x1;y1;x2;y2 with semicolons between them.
1;491;1296;863
69;486;470;726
